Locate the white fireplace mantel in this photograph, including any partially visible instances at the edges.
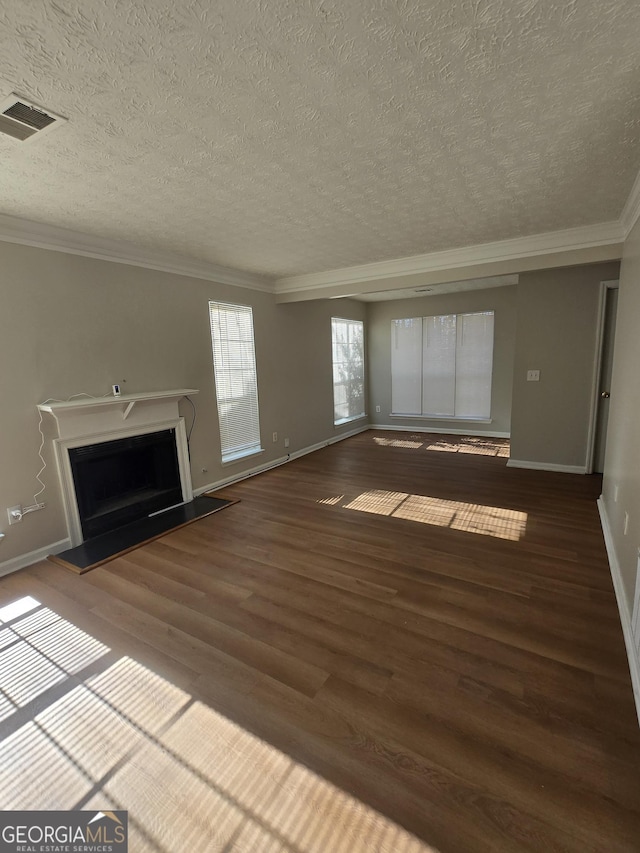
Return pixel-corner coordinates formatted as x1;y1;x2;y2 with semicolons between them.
38;389;198;441
39;389;198;546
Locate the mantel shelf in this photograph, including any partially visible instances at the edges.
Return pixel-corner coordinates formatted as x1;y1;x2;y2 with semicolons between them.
38;389;199;441
38;389;198;416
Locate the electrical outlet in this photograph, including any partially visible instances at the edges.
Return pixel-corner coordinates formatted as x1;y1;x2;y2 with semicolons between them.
527;370;540;382
7;505;22;525
272;432;278;443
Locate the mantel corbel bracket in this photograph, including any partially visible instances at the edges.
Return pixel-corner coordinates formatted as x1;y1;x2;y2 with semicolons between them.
123;402;136;420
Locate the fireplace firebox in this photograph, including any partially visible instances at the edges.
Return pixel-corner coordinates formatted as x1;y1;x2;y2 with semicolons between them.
68;428;183;540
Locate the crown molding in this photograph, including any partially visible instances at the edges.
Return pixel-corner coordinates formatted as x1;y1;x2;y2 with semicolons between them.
0;213;274;292
620;168;640;237
0;207;630;300
274;221;625;297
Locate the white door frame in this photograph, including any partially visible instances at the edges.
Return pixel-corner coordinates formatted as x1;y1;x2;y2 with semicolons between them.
585;279;619;474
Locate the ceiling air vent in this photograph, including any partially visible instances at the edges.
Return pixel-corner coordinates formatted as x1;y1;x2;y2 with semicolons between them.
0;94;66;142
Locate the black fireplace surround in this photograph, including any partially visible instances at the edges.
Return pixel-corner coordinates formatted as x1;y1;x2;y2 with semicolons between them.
69;429;183;540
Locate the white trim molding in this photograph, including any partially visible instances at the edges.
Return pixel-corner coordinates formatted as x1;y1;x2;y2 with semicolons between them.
294;423;372;457
506;459;587;474
0;213;273;292
195;424;371;494
38;389;199;439
0;211;630;302
0;539;71;578
38;390;196;547
194;454;289;495
620;168;640;237
597;498;640;727
275;221;624;301
53;419;193;547
585;280;620;474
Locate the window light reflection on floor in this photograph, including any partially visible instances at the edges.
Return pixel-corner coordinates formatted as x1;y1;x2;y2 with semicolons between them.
373;437;424;449
0;595;40;622
319;490;527;541
0;595;441;852
372;435;510;457
425;437;510;457
317;494;345;506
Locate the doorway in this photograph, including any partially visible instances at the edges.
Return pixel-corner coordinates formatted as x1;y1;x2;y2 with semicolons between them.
590;282;619;474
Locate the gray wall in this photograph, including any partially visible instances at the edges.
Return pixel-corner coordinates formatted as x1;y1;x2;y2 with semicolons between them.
602;221;640;609
366;286;517;435
510;263;620;469
0;241;365;566
366;262;621;472
0;238;627;573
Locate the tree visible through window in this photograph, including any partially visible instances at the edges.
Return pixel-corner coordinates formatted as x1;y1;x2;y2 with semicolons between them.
391;311;494;419
332;318;365;425
209;301;262;463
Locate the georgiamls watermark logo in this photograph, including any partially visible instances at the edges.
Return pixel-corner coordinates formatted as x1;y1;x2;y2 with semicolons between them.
0;810;128;852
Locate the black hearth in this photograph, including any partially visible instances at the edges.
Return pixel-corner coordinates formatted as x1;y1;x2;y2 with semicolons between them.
69;429;183;540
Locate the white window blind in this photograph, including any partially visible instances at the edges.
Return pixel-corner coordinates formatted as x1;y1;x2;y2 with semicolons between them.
332;318;365;425
454;311;494;418
422;314;457;416
209;301;263;463
392;311;494;419
391;318;422;415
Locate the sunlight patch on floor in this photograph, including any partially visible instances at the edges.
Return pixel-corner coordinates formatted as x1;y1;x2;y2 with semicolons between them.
328;490;527;541
424;438;510;457
373;437;424;449
371;435;510;457
0;595;441;853
317;494;345;506
0;604;110;722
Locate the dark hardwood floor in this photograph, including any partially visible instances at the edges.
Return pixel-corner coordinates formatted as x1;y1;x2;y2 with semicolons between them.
1;431;639;852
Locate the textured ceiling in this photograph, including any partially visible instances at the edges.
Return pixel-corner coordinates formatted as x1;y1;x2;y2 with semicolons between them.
1;0;640;280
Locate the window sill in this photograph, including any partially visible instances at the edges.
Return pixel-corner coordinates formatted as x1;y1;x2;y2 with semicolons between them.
221;447;265;466
334;414;367;427
389;414;492;424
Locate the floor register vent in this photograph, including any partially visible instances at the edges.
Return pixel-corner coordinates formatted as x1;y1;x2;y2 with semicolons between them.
0;93;66;141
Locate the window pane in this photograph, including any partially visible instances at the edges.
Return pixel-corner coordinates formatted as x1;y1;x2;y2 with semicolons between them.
332;318;365;424
209;301;262;462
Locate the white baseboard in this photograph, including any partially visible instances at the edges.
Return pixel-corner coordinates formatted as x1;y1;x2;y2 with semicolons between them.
195;423;371;494
194;455;289;495
506;459;587;474
0;538;71;578
373;424;510;439
597;497;640;727
289;423;371;460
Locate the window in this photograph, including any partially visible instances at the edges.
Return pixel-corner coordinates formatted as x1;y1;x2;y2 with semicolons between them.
209;301;262;463
391;311;494;419
332;318;365;425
